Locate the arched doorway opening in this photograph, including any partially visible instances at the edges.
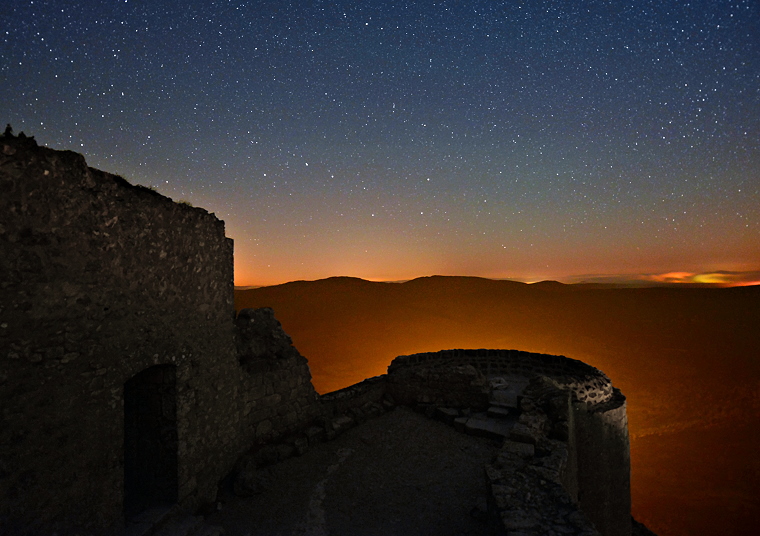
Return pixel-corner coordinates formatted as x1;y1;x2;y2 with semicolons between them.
123;364;178;520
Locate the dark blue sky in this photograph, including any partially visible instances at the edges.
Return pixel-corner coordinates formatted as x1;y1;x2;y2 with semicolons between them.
3;0;758;285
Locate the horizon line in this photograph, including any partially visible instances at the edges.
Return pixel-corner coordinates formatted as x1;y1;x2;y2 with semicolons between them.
234;270;760;290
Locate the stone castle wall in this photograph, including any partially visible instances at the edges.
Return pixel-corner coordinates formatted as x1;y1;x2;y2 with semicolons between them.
0;136;320;534
574;390;630;536
388;348;615;406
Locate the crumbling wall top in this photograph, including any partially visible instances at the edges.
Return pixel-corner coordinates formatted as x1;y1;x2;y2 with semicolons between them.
389;349;617;408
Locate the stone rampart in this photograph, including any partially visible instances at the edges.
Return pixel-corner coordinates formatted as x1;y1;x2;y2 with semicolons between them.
235;307;321;442
319;375;387;418
0;135;320;535
387;349;631;536
389;348;615;406
574;388;630;536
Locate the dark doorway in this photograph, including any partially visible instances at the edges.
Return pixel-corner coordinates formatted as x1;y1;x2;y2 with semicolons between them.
123;364;178;520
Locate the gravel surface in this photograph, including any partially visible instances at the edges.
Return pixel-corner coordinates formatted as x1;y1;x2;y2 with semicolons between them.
208;406;500;536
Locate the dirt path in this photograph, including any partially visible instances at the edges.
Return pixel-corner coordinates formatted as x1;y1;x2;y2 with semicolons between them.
208;406;499;536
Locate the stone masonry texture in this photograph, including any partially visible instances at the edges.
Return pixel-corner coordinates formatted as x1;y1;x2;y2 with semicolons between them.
0;134;320;534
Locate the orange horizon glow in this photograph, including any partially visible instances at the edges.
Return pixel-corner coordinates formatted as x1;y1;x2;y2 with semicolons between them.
233;265;760;289
641;270;760;287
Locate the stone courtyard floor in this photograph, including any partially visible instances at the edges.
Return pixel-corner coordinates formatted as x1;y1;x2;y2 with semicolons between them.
206;406;500;536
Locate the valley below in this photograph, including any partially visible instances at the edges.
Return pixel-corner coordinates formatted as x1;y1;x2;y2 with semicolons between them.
236;276;760;536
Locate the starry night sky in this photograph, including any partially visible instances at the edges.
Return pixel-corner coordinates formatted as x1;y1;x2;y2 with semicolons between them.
3;0;759;286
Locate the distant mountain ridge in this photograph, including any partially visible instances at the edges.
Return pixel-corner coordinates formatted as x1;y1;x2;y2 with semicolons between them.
236;275;759;392
236;273;757;292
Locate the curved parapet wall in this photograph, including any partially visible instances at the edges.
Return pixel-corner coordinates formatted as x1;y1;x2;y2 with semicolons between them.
388;349;631;536
388;349;614;408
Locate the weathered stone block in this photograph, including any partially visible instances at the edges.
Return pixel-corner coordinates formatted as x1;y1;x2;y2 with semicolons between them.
510;423;540;445
331;415;355;434
487;405;511;419
291;436;309;456
502;440;535;458
256;419;273;438
304;425;325;445
464;416;514;440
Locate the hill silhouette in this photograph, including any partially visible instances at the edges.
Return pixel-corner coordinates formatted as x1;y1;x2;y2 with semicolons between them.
236;276;760;536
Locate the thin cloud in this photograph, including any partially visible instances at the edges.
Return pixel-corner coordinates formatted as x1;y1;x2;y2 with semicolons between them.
564;270;760;287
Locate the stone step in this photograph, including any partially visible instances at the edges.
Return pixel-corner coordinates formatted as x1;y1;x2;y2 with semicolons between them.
487;405;511;419
463;416;515;440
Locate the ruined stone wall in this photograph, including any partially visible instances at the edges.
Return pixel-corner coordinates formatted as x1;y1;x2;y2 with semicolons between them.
0;137;320;535
573;389;630;536
386;362;491;409
234;308;321;442
387;349;631;536
487;378;601;536
389;348;614;406
319;375;386;418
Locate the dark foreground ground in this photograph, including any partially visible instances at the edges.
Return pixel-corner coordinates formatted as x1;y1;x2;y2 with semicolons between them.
207;406;499;536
